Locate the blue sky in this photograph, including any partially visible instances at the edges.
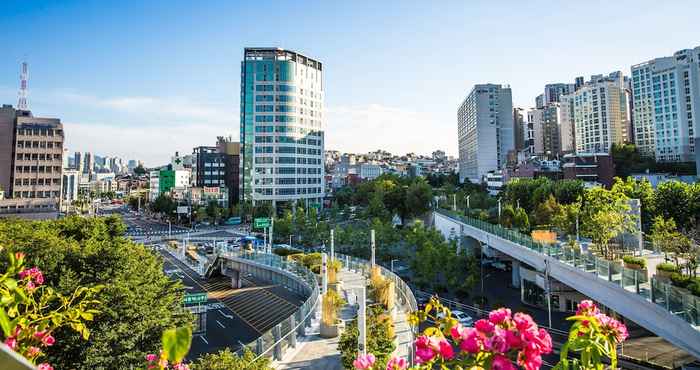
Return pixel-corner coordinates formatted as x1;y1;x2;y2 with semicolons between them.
1;0;699;165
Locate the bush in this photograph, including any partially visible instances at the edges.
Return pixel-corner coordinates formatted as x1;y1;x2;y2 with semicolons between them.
670;272;691;288
338;305;395;370
310;264;321;274
273;247;301;257
622;255;646;269
657;262;680;273
302;253;322;269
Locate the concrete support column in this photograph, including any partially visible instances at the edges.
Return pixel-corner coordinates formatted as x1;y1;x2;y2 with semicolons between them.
289;315;297;348
256;337;263;355
511;261;521;288
273;324;283;360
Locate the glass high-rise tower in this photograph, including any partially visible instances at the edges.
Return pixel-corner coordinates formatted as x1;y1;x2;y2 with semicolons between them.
240;48;325;208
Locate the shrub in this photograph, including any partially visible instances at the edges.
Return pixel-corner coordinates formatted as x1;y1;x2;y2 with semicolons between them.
657;262;680;273
273;247;301;257
338;305;395;370
310;264;321;274
622;255;646;269
670;272;691;288
302;253;322;269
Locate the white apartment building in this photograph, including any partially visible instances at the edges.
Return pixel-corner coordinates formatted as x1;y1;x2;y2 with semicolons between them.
573;72;630;153
527;108;545;154
240;48;325;208
359;163;382;180
457;84;514;183
631;46;700;162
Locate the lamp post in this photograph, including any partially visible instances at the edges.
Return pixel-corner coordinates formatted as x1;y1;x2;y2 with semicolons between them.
465;194;471;215
453;194;457;211
497;197;502;223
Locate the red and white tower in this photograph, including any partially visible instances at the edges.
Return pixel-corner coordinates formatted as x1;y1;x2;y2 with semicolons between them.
17;61;28;110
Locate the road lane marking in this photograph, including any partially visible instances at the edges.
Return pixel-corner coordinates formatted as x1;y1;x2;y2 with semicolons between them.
216;320;226;329
199;336;209;344
218;310;234;319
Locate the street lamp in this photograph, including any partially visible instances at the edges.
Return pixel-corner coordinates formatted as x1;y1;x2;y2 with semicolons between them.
465;194;471;215
497;197;502;223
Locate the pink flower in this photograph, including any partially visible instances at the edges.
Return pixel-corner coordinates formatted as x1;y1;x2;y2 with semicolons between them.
438;338;454;359
489;308;512;325
518;351;543;370
386;356;408;370
485;328;509;353
536;328;553;354
513;313;535;333
37;364;53;370
474;319;495;334
505;330;523;349
145;353;158;362
4;337;17;350
353;353;376;369
34;330;47;339
459;329;481;354
34;270;44;285
41;334;55;347
492;354;517;370
597;314;628;343
172;362;190;370
450;324;465;341
415;336;436;363
576;300;599;316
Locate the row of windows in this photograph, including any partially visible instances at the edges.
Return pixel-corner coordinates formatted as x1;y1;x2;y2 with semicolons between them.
255;84;296;92
255;115;297;123
13;191;60;198
16;128;62;137
15;166;62;173
255;95;296;102
16;153;62;161
254;146;322;155
255;167;322;175
255;105;296;113
254;187;322;196
14;178;61;186
16;141;62;149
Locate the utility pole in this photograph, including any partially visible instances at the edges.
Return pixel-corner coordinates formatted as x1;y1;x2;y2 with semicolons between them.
465;194;471;214
358;285;367;355
269;217;274;254
370;230;376;267
453;194;456;211
498;198;502;223
330;229;335;261
322;253;328;294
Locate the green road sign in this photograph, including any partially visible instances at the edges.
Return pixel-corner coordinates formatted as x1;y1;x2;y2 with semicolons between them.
254;217;271;228
184;292;208;305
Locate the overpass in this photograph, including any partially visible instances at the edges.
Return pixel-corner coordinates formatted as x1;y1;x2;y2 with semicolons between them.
433;209;700;360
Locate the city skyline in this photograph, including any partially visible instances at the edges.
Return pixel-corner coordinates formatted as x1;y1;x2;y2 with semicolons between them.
1;1;700;165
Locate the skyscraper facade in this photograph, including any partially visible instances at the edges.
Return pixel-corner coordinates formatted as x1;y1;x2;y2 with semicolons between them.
240;48;325;208
544;83;575;105
559;94;576;153
457;84;514;183
631;46;699;162
573;72;630;153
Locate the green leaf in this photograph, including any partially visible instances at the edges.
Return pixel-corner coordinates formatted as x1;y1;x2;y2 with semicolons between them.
80;312;94;321
0;307;12;337
162;327;192;363
3;278;17;291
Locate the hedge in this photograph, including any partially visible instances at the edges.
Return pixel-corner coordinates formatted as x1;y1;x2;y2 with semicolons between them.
656;262;680;273
622;255;646;269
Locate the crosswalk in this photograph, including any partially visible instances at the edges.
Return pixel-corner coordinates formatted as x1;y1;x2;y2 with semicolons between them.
201;276;300;334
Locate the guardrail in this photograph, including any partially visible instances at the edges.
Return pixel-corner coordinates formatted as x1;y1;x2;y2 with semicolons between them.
218;251;320;363
437;209;700;328
335;252;417;364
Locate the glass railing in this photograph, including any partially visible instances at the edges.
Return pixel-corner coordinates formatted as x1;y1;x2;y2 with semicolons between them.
218;250;320;362
437;209;700;328
334;252;417;364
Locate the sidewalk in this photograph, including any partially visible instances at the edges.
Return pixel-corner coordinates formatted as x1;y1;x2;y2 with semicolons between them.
275;269;364;370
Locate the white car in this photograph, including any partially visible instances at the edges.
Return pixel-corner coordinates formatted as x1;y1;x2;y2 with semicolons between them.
436;310;474;327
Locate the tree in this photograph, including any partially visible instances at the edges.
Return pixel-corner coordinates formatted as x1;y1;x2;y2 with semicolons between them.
133;164;147;176
581;187;636;259
206;201;222;224
551;201;581;237
0;216;192;370
151;194;176;215
190;348;271;370
501;205;516;228
533;195;560;227
612;177;655;231
405;178;433;219
513;207;530;233
650;215;679;261
654;181;697;231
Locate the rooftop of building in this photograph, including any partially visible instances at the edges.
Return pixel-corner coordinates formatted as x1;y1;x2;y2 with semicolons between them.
243;47;322;70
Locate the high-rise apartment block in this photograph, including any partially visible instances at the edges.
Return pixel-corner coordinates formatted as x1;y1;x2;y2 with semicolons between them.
0;105;64;217
544;83;575;105
559;94;576;153
457;84;514;183
240;48;325;208
631;46;700;162
572;72;630;153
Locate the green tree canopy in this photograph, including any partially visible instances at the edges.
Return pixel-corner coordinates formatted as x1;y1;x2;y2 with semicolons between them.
0;216;192;369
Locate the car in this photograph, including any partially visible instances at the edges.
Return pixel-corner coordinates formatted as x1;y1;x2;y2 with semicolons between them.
437;310;473;327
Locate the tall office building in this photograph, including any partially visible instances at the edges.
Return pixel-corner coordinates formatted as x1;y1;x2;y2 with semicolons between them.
83;152;93;175
544;83;576;105
513;108;526;151
527;108;545;154
240;48;325;208
631;46;700;162
559;94;576;153
74;152;83;172
457;84;514;183
542;104;562;156
573;72;630;153
0;105;64;217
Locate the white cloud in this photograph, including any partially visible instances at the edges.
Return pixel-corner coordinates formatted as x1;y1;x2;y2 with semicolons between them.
325;104;456;156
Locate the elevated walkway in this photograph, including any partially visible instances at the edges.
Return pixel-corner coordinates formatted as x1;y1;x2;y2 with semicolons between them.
434;210;700;360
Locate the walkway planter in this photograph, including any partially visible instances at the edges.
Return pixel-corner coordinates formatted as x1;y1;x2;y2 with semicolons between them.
320;321;339;338
329;281;343;293
656;269;674;282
